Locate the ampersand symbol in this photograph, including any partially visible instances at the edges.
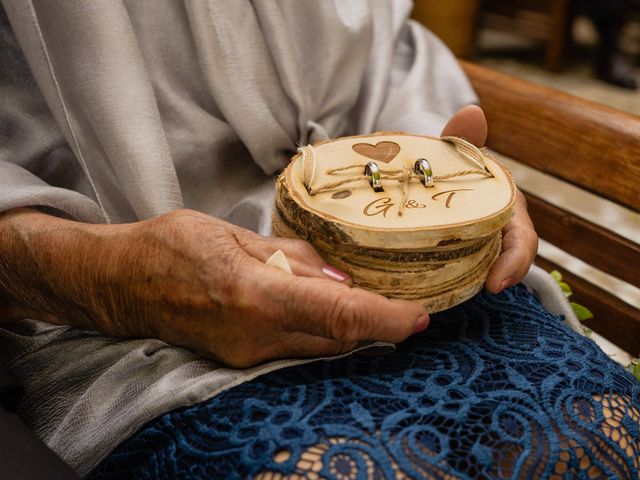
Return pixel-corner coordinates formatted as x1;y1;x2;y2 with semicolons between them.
405;199;426;209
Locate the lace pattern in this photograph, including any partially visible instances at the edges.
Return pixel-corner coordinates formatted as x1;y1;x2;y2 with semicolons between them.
90;286;640;479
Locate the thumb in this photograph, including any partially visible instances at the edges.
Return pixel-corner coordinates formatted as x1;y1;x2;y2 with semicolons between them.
440;105;487;148
266;270;430;343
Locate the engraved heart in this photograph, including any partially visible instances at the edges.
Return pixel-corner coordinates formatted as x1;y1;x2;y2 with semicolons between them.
352;141;401;163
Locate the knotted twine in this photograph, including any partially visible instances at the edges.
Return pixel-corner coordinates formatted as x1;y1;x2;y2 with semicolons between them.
299;136;494;216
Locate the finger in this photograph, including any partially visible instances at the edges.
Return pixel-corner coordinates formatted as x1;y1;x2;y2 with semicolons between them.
238;233;351;283
440;105;488;147
261;332;359;362
197;333;357;368
486;190;537;293
257;264;429;344
286;258;352;284
486;224;538;293
258;236;325;264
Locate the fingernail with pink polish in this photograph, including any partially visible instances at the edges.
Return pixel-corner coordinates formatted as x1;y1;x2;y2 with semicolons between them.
413;314;430;334
322;265;350;282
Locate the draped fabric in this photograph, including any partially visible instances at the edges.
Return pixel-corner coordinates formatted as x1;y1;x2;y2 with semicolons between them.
89;286;640;479
0;0;475;227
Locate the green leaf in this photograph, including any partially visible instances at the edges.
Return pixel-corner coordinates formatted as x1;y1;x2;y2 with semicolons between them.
571;302;593;321
550;270;563;282
627;359;640;382
558;281;573;298
582;327;593;338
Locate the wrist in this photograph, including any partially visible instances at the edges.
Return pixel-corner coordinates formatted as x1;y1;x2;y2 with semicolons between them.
0;208;133;334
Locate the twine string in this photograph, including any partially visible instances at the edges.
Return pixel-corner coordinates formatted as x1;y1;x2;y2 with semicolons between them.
300;144;317;189
297;137;494;216
441;136;488;170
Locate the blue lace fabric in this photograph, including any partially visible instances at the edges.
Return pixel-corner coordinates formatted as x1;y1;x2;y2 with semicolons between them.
89;286;640;479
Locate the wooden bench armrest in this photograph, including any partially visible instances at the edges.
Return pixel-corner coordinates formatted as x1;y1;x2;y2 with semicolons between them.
460;61;640;212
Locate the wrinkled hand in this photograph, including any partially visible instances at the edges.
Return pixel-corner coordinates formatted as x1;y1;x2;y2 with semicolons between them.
97;210;429;367
441;105;538;293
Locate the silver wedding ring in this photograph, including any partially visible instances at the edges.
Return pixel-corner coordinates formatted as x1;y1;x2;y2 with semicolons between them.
364;161;384;192
414;158;434;188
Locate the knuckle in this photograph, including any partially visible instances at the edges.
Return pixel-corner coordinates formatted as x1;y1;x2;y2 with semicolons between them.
522;228;538;258
223;275;263;316
229;226;261;251
523;224;537;241
288;238;320;258
207;244;260;310
327;295;366;342
512;225;537;247
152;209;199;243
163;208;198;227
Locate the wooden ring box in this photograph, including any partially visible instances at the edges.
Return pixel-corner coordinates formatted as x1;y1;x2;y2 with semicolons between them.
273;132;516;312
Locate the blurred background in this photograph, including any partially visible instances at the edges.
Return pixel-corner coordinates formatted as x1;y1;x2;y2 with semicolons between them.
413;1;640;363
412;0;640;113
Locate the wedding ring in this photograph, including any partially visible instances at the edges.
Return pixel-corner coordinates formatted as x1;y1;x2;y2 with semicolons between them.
414;158;434;188
364;161;384;192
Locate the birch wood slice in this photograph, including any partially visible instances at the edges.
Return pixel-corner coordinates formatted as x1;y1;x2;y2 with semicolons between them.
274;132;516;312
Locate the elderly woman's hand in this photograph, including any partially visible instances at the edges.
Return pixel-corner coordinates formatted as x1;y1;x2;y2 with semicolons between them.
119;210;431;366
441;105;538;293
0;208;428;368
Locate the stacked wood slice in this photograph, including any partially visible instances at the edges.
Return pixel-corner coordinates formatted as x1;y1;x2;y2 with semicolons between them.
273;132;515;312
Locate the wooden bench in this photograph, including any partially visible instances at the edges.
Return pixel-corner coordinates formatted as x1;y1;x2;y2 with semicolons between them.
461;61;640;356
